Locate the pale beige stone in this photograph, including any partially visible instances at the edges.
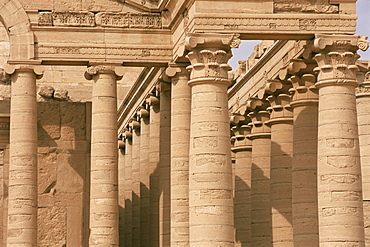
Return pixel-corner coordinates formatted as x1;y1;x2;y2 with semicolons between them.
159;81;171;247
249;109;273;246
167;64;191;247
0;0;366;246
289;71;320;246
314;35;367;246
123;132;133;247
231;122;252;247
186;34;236;246
6;67;40;246
86;66;119;246
266;93;294;246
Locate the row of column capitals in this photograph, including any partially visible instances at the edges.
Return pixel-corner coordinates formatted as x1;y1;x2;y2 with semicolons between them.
84;64;125;80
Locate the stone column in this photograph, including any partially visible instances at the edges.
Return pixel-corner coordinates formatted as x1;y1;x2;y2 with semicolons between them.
288;63;319;246
138;106;150;247
356;71;370;246
313;35;368;246
166;64;191;247
5;64;42;246
266;93;294;247
146;93;160;246
118;139;125;246
159;81;171;247
85;65;123;246
123;130;133;247
248;108;272;247
129;118;141;247
231;115;252;247
185;33;240;246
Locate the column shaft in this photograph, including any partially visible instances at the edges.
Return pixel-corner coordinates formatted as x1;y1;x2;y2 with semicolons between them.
124;137;133;247
118;145;125;246
89;71;119;246
356;80;370;246
251;138;272;246
131;125;141;247
318;84;364;244
159;82;171;247
7;68;38;246
147;96;160;247
168;65;191;246
189;81;233;246
139;112;150;247
158;82;171;246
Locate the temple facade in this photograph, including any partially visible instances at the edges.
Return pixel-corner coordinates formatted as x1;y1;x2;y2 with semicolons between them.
0;0;368;246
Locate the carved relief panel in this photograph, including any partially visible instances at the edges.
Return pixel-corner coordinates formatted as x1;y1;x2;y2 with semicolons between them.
274;0;339;13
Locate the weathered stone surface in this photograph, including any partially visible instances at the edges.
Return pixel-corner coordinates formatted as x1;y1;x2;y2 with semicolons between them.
37;207;67;247
38;86;54;98
38;102;61;140
53;90;69;101
0;1;366;246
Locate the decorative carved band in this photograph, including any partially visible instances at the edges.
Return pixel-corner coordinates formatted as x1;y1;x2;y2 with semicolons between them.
96;12;161;28
38;11;162;29
273;3;339;14
37;45;172;58
193;15;356;32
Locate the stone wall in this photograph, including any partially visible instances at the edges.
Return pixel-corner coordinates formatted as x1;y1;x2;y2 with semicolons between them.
37;101;91;247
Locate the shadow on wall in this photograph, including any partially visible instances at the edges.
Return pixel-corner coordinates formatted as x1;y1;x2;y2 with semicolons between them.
36;101;91;247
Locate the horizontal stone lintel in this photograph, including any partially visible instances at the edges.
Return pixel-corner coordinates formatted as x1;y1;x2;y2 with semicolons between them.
189;13;356;37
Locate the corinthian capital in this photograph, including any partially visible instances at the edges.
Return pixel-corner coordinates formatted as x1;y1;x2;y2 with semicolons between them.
312;35;369;87
185;33;240;84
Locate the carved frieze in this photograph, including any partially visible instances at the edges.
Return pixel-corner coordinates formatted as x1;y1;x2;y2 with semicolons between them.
193;15;356;32
37;45;172;58
274;0;339;13
38;11;162;29
96;12;161;28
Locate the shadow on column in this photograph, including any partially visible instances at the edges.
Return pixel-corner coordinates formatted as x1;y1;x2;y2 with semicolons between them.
250;163;272;247
234;175;251;246
270;141;293;227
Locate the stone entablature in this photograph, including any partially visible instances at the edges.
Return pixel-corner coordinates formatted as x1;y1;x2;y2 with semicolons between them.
38;11;162;29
